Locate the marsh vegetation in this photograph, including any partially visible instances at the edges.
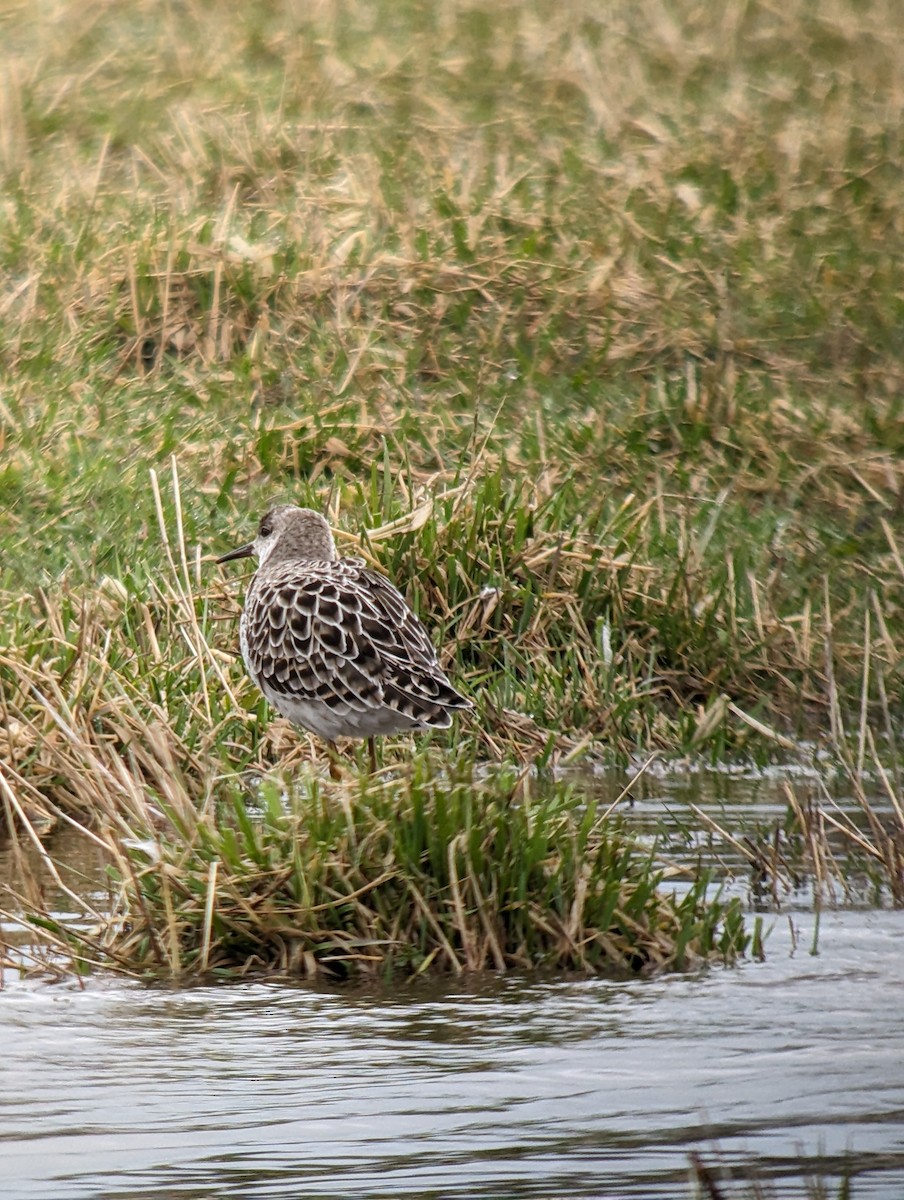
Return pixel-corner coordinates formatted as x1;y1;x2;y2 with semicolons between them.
0;0;902;994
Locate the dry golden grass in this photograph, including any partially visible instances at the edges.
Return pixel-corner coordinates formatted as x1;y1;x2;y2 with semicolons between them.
2;1;901;376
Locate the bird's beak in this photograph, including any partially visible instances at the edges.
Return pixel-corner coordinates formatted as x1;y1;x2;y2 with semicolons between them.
216;542;255;565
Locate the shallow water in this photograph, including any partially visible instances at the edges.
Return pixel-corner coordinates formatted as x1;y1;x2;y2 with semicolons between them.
3;771;904;1199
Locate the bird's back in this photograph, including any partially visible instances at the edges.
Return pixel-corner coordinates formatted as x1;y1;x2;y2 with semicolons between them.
240;556;471;739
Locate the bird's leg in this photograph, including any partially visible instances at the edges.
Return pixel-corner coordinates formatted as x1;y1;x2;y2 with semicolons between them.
367;736;377;774
326;740;342;781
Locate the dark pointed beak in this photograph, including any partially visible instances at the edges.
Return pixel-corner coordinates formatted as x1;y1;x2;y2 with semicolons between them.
216;542;255;565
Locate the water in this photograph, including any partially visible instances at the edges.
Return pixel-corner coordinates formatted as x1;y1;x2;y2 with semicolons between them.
2;771;904;1199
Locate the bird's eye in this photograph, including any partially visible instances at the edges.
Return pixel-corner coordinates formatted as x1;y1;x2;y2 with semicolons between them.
259;518;273;537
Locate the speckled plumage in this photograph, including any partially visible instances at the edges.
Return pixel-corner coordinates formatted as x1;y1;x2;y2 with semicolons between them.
217;506;472;744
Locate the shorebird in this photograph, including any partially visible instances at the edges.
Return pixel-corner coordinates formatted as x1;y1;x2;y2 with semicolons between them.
217;506;472;774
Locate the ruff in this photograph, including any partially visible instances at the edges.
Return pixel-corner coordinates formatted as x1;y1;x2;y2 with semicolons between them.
217;506;472;767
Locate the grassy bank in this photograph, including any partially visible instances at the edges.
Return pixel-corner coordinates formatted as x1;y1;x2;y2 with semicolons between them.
2;0;902;784
5;763;750;981
0;0;902;973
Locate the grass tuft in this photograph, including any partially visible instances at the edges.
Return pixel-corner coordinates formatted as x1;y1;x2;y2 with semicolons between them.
2;0;904;980
20;762;749;981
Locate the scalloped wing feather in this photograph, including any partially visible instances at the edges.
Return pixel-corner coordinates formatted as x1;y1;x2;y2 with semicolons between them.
239;558;471;733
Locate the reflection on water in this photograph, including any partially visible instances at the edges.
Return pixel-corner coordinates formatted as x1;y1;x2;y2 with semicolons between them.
2;771;904;1199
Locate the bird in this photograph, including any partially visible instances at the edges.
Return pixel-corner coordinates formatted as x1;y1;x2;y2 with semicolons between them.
216;505;473;775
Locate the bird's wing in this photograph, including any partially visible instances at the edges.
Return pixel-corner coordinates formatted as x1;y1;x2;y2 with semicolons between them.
352;567;471;713
242;566;376;714
243;562;469;716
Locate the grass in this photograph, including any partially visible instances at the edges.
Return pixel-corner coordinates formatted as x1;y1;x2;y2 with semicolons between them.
713;741;904;912
5;760;751;981
1;0;902;768
689;1148;855;1200
1;0;903;976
